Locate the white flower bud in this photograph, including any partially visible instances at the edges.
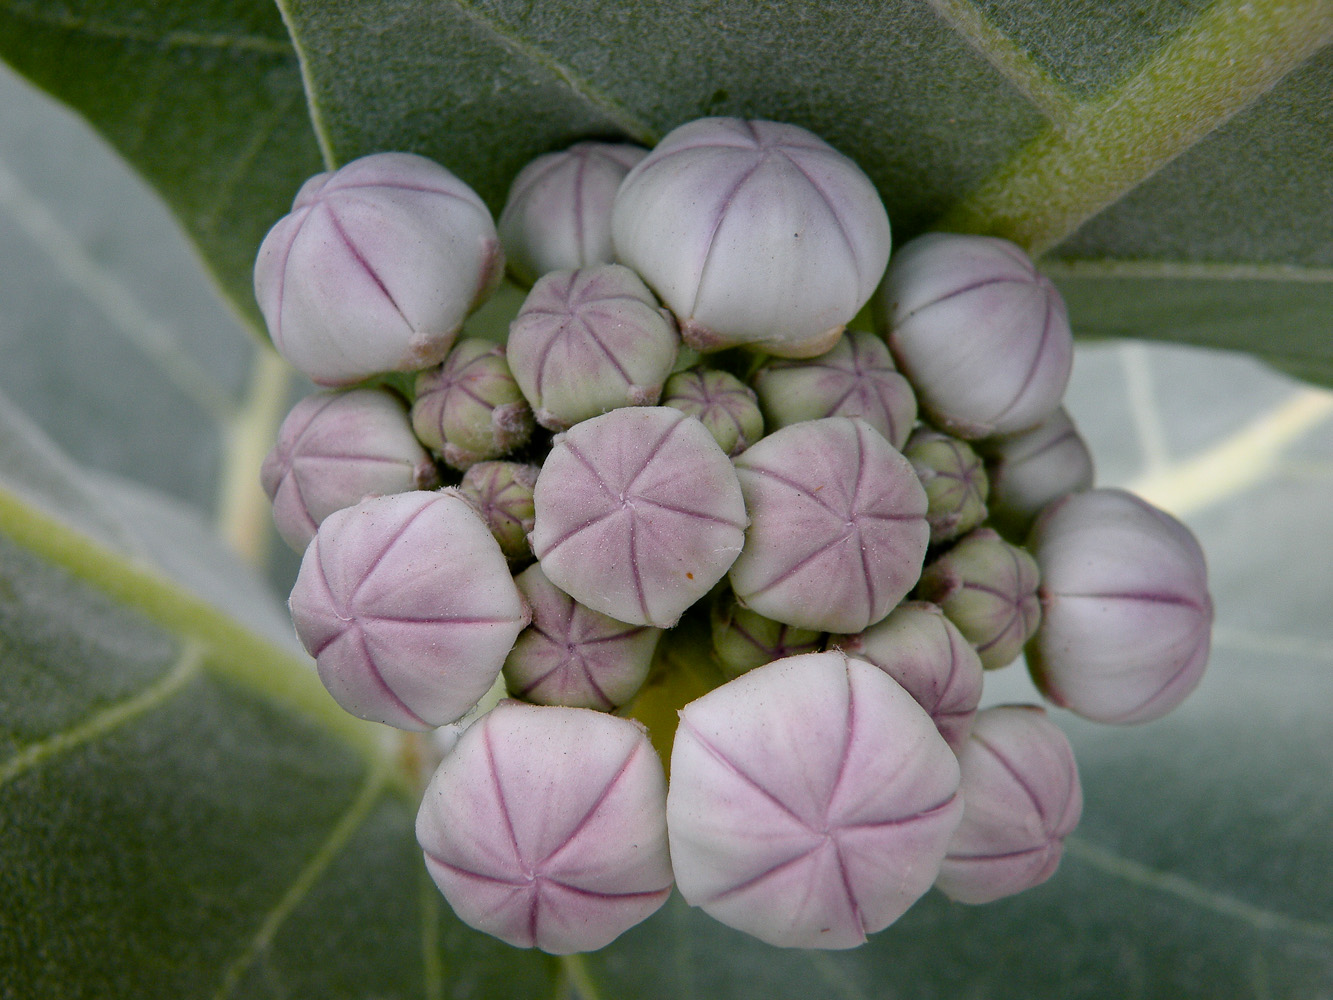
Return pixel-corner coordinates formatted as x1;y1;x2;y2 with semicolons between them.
254;152;503;386
667;650;962;949
1026;489;1213;724
507;265;679;430
288;491;528;730
879;233;1072;438
729;417;929;633
261;388;439;552
936;705;1083;904
417;701;673;953
977;407;1094;540
613;118;891;357
530;407;747;628
499;142;648;285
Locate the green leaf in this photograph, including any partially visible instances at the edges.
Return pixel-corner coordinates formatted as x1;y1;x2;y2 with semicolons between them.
0;0;325;331
273;0;1332;379
0;396;555;999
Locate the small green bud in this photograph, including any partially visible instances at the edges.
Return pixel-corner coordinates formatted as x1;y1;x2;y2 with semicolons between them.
709;589;825;678
751;329;917;449
917;528;1041;670
456;460;540;565
903;427;989;544
412;338;534;470
661;368;764;457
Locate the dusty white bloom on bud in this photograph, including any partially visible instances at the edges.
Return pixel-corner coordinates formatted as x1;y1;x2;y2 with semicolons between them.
903;428;989;544
879;233;1072;438
838;601;984;751
288;491;528;730
917;528;1041;671
504;564;661;710
1026;489;1213;724
507;265;680;431
457;461;540;565
499;142;648;285
613;117;892;357
530;407;747;627
730;417;929;633
254;152;503;385
977;407;1094;540
411;338;534;470
261;388;439;552
417;701;673;953
709;589;825;679
936;705;1083;904
668;650;963;949
661;367;764;457
751;330;917;449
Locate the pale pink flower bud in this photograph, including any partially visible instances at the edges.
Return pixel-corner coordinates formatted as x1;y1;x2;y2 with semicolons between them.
903;428;989;544
411;338;534;470
530;407;747;627
254;152;503;385
498;142;648;285
416;701;673;953
457;461;540;565
977;407;1094;540
879;233;1072;438
261;387;439;552
917;528;1041;670
507;265;680;431
838;601;983;751
729;417;929;633
667;650;962;949
288;491;529;730
751;330;917;449
935;705;1083;904
1026;488;1213;724
613;118;891;357
503;564;661;710
709;589;825;679
661;367;764;457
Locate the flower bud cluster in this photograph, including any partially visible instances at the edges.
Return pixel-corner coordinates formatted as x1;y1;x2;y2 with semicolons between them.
253;123;1213;955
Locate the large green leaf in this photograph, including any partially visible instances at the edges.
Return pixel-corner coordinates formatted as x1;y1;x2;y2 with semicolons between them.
281;0;1332;378
2;1;1330;373
0;396;554;999
0;0;324;330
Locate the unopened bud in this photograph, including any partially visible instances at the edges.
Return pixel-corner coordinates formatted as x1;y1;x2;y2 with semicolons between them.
903;428;989;544
709;589;824;679
879;233;1072;438
504;564;661;710
288;491;528;730
917;528;1041;670
499;142;648;285
1026;488;1213;724
668;650;962;949
261;387;439;552
977;407;1094;540
254;152;503;385
530;407;747;627
751;330;917;449
456;461;540;565
411;338;534;470
838;601;983;750
507;265;680;431
661;368;764;457
417;701;672;953
613;117;891;357
935;705;1082;904
730;417;929;633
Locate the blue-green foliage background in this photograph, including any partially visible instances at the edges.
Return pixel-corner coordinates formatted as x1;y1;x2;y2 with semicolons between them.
0;1;1330;997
